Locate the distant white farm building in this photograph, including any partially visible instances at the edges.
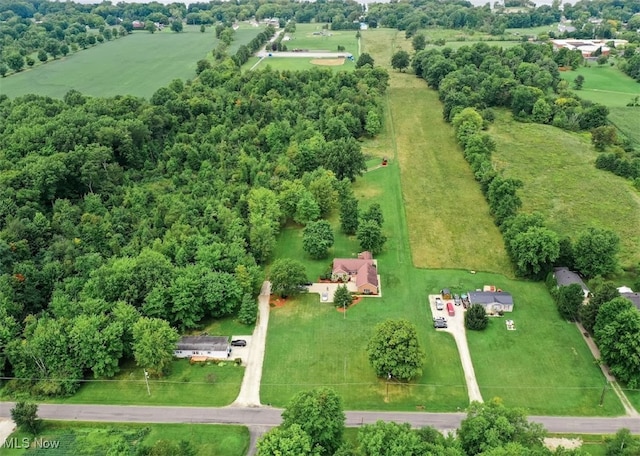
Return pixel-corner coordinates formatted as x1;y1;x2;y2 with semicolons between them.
174;336;230;360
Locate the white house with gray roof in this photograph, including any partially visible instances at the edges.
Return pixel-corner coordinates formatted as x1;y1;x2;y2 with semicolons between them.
468;291;514;313
553;267;590;298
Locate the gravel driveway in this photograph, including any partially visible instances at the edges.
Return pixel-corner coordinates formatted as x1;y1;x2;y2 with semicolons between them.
429;295;484;403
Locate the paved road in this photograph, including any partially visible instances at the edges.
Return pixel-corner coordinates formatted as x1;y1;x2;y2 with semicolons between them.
232;282;271;407
2;403;640;434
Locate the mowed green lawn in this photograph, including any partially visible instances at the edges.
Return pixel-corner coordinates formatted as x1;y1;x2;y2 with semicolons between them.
489;111;640;269
0;422;249;456
261;164;469;412
559;64;639;107
0;25;257;99
284;23;359;56
40;359;244;406
389;80;512;274
467;282;623;416
253;57;355;72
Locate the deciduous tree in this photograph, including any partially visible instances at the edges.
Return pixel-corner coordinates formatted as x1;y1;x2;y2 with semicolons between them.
391;50;410;72
367;319;424;381
357;220;387;255
258;424;318;456
356;53;375;68
132;317;179;377
358;421;426;456
573;228;619;278
270;258;307;298
555;283;584;321
281;387;345;456
458;399;546;455
303;220;334;259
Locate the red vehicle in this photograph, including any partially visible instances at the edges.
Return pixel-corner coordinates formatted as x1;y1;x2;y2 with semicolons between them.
447;302;455;317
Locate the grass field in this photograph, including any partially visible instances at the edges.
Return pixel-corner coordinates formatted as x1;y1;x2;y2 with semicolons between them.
0;422;249;456
560;65;640;108
0;25;260;99
609;107;640;147
467;281;623;416
284;23;359;56
27;359;244;407
261;29;620;414
489;110;640;269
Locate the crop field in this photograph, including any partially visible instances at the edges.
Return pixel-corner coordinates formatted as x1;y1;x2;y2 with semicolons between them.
489;110;640;268
0;422;249;456
0;25;260;99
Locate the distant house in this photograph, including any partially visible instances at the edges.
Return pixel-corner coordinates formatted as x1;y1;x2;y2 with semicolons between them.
174;336;230;360
622;292;640;310
550;39;624;58
468;291;514;313
132;20;145;29
332;251;379;295
553;267;590;298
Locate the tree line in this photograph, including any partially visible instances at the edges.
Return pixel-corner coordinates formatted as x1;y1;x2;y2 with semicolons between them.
257;388;609;455
0;59;388;396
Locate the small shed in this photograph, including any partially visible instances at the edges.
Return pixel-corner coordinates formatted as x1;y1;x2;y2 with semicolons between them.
174;336;230;360
441;288;452;299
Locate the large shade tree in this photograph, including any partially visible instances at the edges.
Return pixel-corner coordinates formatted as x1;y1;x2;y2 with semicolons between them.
270;258;308;298
367;319;424;381
281;387;345;456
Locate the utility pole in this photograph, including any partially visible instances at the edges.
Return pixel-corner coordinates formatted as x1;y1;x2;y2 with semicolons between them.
144;370;151;396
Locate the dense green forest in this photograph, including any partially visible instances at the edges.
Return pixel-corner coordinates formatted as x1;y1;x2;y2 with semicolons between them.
0;62;388;396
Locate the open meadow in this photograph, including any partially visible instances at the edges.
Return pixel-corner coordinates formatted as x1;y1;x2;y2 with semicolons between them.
0;25;260;99
489;110;640;269
261;29;620;414
0;422;249;456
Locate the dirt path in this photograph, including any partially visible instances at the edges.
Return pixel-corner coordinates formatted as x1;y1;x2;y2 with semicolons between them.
429;295;483;404
232;282;271;407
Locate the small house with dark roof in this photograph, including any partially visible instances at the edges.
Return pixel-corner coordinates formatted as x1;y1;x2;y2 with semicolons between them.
332;251;379;295
553;267;590;298
174;336;230;360
468;291;514;313
622;292;640;310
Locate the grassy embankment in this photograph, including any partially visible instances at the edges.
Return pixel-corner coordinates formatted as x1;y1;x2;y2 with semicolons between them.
0;25;260;99
260;28;622;416
0;422;249;456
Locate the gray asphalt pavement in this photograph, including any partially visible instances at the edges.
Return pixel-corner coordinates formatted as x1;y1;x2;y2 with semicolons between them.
2;403;640;434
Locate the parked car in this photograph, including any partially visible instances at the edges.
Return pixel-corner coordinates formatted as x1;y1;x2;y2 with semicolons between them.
461;293;469;307
231;340;247;347
321;292;329;302
433;316;447;322
454;294;462;306
435;297;444;310
433;320;447;329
